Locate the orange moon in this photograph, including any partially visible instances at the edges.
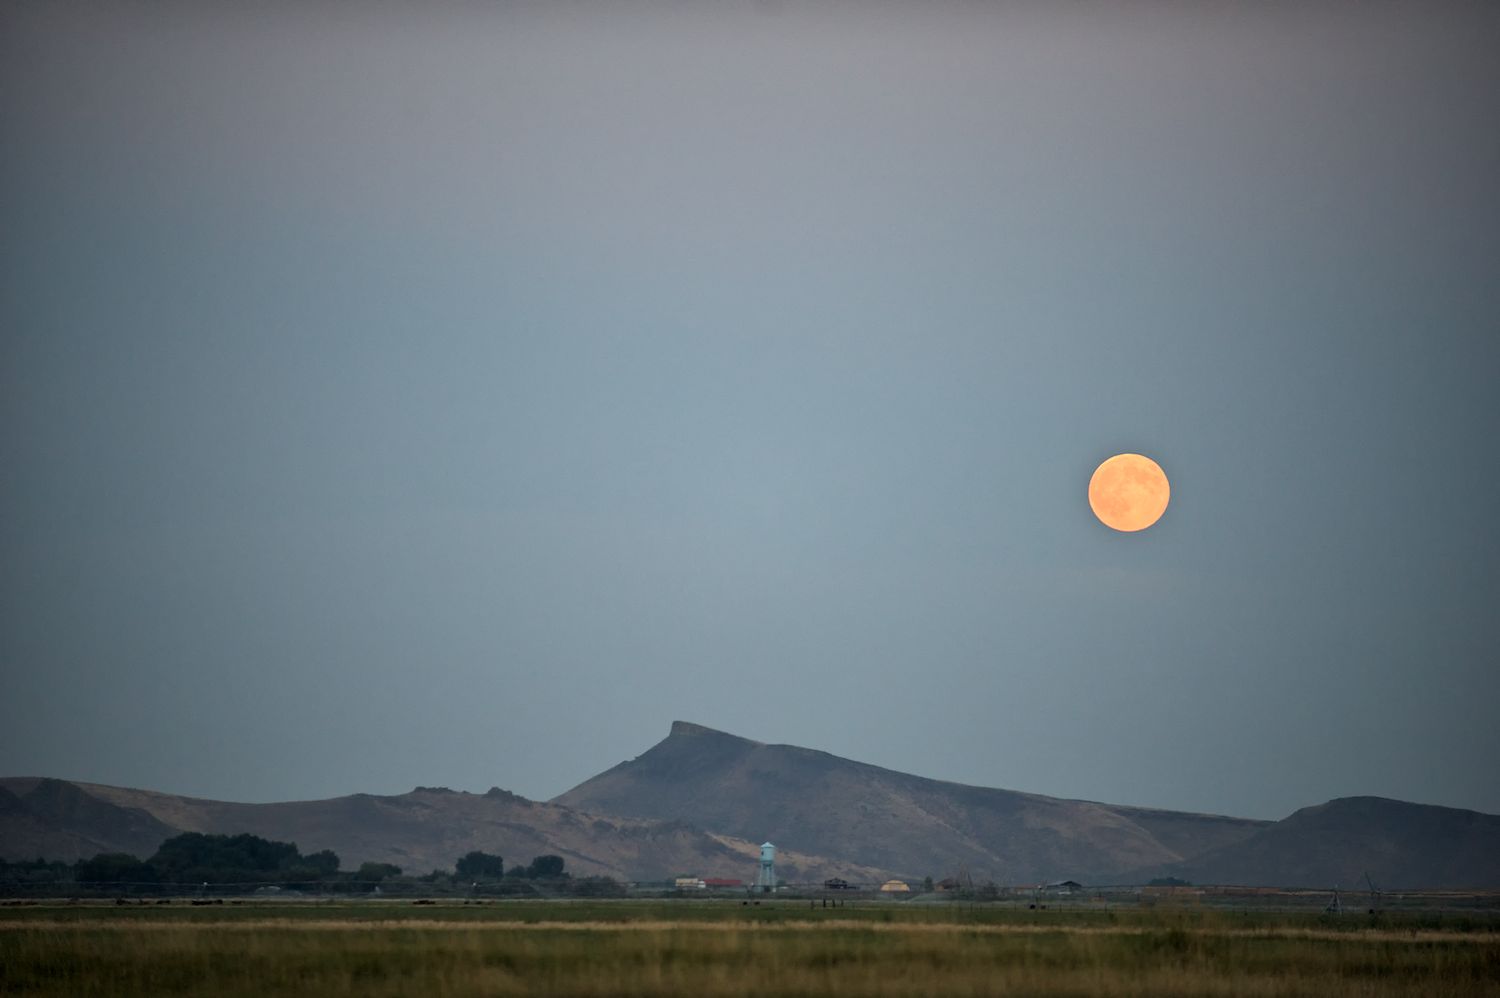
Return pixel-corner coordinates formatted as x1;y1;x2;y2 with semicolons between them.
1088;453;1170;532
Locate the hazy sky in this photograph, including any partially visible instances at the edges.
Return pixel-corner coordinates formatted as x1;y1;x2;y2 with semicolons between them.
4;2;1497;822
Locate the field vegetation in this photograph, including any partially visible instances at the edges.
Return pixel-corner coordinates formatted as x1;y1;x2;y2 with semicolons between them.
3;900;1497;996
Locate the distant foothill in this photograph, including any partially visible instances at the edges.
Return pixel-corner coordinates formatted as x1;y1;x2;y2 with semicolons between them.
3;723;1498;892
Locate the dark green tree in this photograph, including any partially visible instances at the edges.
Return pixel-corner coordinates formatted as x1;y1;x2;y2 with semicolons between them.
147;832;334;887
150;832;299;883
527;855;565;879
302;850;340;876
356;862;402;882
76;853;156;885
455;850;504;880
0;857;73;887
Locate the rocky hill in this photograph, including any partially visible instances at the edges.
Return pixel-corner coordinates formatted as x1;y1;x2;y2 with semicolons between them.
0;779;179;862
8;723;1497;888
553;721;1268;883
1141;796;1500;889
0;777;887;884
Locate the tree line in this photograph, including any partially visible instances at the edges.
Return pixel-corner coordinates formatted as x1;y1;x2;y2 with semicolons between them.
0;835;623;897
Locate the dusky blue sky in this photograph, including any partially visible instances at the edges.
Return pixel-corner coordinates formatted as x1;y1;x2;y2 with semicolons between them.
3;2;1497;821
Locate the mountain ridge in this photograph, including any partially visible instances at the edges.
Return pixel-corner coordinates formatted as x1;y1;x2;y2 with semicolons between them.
1140;795;1500;889
6;721;1497;888
0;776;890;883
555;721;1500;887
555;721;1268;883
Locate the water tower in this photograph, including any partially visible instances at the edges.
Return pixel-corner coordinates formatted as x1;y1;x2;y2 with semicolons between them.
756;842;776;892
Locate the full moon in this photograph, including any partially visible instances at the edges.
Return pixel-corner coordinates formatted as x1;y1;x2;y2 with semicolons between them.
1089;453;1170;532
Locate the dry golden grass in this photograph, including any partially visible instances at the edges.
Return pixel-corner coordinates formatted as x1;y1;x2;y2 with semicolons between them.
2;901;1496;996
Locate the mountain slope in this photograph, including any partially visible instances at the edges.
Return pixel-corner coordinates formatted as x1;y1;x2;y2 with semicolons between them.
0;777;887;883
0;778;179;862
1152;796;1500;889
553;721;1267;883
11;725;1494;889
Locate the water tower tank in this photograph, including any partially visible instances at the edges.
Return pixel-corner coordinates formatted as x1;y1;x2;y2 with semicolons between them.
757;842;777;892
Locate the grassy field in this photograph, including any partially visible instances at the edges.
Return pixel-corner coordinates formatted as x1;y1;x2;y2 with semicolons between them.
3;899;1497;996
